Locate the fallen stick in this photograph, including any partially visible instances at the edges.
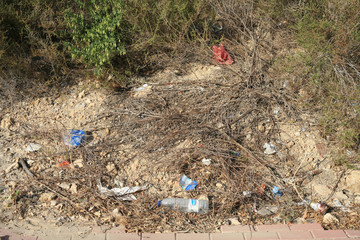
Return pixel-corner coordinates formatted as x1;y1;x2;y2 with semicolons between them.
5;162;19;174
18;158;34;177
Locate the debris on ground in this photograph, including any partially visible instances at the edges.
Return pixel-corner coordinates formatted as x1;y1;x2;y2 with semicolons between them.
63;130;85;147
97;182;148;201
263;142;277;155
257;207;272;216
158;198;209;213
133;84;152;98
0;63;359;232
201;158;211;166
179;175;198;191
212;43;234;65
272;186;283;197
310;202;328;214
25;143;42;152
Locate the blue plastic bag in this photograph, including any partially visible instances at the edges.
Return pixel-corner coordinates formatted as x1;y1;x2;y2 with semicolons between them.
272;186;283;197
63;130;85;147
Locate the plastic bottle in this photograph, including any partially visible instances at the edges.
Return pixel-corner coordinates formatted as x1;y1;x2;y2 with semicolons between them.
158;198;209;213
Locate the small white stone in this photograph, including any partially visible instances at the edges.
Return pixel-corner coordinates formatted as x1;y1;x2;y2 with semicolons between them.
228;217;241;225
0;116;13;129
58;182;71;190
39;192;56;202
323;213;339;225
106;163;116;172
73;159;84;168
78;90;86;99
216;183;223;189
70;184;78;194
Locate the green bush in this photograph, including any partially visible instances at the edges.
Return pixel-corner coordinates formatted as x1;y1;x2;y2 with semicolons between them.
65;0;127;75
63;0;213;75
125;0;212;45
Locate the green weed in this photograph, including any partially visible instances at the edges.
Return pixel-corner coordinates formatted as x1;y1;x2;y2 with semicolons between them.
65;0;127;75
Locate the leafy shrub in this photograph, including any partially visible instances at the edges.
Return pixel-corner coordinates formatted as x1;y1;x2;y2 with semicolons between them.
65;0;127;75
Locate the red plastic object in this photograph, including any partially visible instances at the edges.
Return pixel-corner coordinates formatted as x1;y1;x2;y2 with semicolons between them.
59;160;70;168
212;43;234;65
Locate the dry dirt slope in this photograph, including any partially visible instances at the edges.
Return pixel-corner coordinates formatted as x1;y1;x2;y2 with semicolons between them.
1;64;360;236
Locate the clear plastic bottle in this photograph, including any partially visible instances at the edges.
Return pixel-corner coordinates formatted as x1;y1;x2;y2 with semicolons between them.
158;198;209;213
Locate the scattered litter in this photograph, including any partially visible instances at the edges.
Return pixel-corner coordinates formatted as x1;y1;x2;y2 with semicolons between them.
134;84;149;92
179;174;198;191
267;206;279;213
301;127;306;132
253;202;258;212
97;182;148;201
199;87;205;91
230;151;241;156
282;80;288;88
273;217;282;223
257;207;272;216
346;150;354;157
258;183;266;195
212;43;234;65
273;106;280;115
133;84;152;98
201;158;211;166
297;199;310;206
59;160;70;168
278;20;287;26
263;142;276;155
242;191;252;197
310;202;328;214
158;198;209;213
333;199;350;212
272;186;283;197
25;143;42;152
63;130;85;147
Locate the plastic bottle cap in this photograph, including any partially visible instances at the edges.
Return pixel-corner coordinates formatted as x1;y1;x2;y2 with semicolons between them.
158;200;161;206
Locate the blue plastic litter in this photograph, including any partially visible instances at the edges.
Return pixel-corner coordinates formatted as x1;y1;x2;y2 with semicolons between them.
179;175;198;191
63;130;85;147
230;151;241;156
272;186;283;197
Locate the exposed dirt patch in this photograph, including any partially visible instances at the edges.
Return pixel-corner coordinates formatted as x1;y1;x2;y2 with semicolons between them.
1;64;359;235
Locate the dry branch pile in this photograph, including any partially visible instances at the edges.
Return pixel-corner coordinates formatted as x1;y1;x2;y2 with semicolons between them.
0;0;312;232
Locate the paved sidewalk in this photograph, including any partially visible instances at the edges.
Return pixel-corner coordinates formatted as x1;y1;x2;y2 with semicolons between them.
1;223;360;240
